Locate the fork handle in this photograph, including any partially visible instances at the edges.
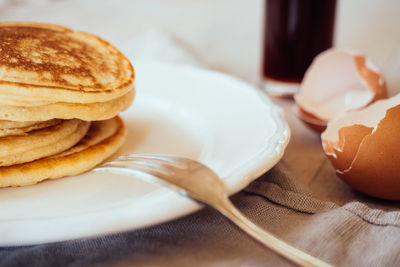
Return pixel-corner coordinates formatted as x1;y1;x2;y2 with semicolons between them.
214;196;333;267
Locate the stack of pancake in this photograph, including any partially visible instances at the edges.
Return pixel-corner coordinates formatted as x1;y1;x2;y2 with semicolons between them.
0;22;134;187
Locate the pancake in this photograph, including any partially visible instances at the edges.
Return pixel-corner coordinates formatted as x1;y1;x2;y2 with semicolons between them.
0;88;134;121
0;116;126;187
0;120;44;129
0;22;134;105
53;116;121;157
0;119;90;166
0;23;132;187
0;119;61;137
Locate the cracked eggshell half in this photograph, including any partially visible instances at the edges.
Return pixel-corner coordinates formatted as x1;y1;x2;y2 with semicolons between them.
321;93;400;200
295;49;387;133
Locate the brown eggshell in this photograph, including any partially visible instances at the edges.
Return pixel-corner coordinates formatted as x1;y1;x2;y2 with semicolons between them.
353;55;388;102
295;49;388;133
338;105;400;200
296;106;327;133
324;124;373;172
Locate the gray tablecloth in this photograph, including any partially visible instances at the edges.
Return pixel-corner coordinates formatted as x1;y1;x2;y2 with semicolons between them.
1;160;400;267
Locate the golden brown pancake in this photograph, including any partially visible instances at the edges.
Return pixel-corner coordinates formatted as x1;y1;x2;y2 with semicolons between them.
0;23;132;187
0;22;134;105
0;88;134;121
0;120;45;129
0;116;125;187
0;119;61;137
0;119;90;166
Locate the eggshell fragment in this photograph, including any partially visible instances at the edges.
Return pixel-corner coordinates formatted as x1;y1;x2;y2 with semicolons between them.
324;124;373;172
295;106;328;133
295;49;387;132
322;94;400;200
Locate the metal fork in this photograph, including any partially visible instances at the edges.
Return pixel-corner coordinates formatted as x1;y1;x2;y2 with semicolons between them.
95;154;332;267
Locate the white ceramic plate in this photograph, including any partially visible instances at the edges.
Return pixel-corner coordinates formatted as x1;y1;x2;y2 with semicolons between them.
0;61;290;246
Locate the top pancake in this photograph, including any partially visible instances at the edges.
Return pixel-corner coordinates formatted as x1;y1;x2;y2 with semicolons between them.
0;22;134;105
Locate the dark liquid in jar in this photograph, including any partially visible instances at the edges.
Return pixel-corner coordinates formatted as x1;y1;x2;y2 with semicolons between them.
263;0;336;83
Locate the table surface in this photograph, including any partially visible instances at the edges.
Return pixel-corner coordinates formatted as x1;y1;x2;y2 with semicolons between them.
1;0;400;264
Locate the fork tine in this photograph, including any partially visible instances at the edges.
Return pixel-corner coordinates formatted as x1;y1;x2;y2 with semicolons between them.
96;161;193;199
98;160;174;179
116;154;188;169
